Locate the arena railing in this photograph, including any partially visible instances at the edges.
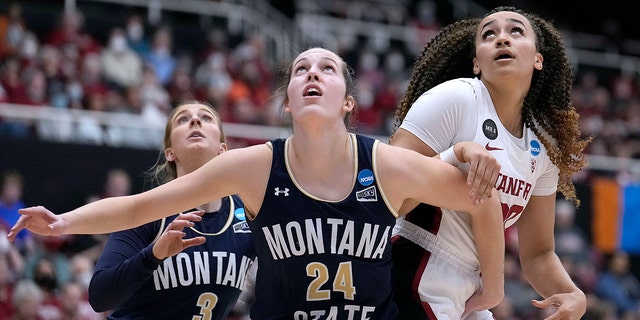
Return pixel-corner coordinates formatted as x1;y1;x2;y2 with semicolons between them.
1;103;639;174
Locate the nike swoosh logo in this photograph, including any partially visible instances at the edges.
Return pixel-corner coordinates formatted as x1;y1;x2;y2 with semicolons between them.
485;142;503;151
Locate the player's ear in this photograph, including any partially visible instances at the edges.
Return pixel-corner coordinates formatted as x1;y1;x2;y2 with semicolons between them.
165;148;175;161
473;57;480;75
534;53;543;70
218;143;228;155
344;96;355;112
283;99;291;113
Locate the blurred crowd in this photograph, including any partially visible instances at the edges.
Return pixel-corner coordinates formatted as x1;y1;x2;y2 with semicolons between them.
1;1;640;319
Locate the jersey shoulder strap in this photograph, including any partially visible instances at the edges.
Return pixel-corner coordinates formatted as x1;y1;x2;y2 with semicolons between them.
151;218;167;244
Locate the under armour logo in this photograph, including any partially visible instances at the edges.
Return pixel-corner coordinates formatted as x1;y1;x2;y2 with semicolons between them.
274;187;290;196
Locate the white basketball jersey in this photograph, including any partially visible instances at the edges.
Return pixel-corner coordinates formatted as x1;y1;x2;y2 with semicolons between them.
397;77;559;265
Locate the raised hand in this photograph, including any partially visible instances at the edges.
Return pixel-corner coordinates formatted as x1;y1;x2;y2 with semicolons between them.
531;290;587;320
7;206;66;241
462;285;504;318
458;141;501;204
151;210;207;260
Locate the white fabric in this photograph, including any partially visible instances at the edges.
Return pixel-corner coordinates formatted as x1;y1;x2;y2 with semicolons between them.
395;77;560;317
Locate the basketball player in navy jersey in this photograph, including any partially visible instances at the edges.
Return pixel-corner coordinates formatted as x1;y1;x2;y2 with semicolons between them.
88;102;256;319
390;6;590;320
9;47;505;319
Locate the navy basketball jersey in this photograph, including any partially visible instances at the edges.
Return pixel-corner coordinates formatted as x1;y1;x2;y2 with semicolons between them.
248;134;398;320
92;195;255;320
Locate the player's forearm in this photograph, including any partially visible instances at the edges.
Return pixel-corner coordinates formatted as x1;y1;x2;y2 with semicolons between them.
470;195;504;305
89;246;158;311
62;196;137;234
521;250;582;298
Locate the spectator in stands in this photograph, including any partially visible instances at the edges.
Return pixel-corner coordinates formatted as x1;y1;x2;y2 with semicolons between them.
0;56;31;138
373;76;402;135
501;252;540;318
142;24;176;86
65;169;132;261
124;13;150;57
194;51;232;109
382;49;408;81
572;71;610;119
20;66;48;106
38;45;69;109
226;31;272;123
595;251;640;319
101;26;143;90
74;89;106;145
353;78;383;134
58;281;102;320
0;242;25;318
31;256;64;320
139;62;171;120
621;98;640;158
224;60;270;126
79;52;108;101
196;27;229;66
356;49;384;90
555;198;593;264
0;170;31;253
45;9;100;59
406;0;441;55
167;55;196;106
2;53;47;107
101;168;132;199
609;72;638;115
15;32;38;70
67;254;94;293
0;2;26;59
104;83;163;148
0;55;22;102
224;32;272;128
10;278;43;320
0;253;15;318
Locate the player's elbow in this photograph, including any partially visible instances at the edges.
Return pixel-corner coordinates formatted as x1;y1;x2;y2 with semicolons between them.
485;289;505;310
87;272;116;312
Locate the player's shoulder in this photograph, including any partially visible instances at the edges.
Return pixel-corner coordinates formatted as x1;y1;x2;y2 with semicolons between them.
222;142;272;163
433;77;477;92
419;77;478;106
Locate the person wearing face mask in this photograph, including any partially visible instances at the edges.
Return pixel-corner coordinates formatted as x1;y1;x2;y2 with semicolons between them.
101;26;143;90
31;256;64;320
125;13;150;57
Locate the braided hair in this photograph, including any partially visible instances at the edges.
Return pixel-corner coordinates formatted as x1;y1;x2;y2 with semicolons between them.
392;6;591;205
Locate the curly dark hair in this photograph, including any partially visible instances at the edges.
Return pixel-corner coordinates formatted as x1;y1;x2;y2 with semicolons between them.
392;6;591;205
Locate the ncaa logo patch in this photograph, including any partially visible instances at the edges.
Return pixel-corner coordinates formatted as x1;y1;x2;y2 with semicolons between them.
358;169;374;186
530;140;541;156
234;207;246;221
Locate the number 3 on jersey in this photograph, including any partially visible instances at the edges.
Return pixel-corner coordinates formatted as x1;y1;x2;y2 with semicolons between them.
306;261;355;301
192;292;218;320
